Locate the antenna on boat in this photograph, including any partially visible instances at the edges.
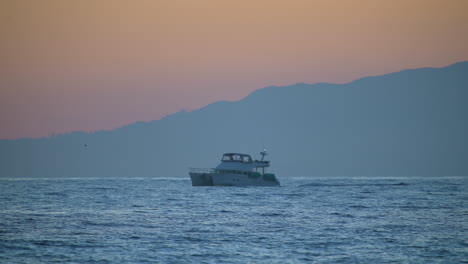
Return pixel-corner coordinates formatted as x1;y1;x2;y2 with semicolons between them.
260;149;268;161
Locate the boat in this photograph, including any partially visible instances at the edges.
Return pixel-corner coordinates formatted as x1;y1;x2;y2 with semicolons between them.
189;150;280;186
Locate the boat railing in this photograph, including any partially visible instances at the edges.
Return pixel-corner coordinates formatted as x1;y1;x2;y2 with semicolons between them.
189;168;216;174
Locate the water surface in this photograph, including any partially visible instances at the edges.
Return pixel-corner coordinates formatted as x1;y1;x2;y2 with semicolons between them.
1;177;467;263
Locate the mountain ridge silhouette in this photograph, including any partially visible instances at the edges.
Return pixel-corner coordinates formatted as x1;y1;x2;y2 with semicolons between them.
1;61;467;177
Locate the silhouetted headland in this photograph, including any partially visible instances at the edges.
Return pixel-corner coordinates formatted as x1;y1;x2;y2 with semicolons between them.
1;62;467;178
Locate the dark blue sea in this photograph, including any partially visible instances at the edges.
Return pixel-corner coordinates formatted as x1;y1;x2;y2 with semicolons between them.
1;177;467;263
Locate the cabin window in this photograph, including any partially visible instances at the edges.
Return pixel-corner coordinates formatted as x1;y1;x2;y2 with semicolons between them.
222;155;232;161
222;154;252;163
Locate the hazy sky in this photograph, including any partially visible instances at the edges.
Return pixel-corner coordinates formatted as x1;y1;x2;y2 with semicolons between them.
1;0;467;139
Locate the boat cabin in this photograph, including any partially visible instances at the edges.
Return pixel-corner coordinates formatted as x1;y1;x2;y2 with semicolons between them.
221;153;252;163
216;152;270;174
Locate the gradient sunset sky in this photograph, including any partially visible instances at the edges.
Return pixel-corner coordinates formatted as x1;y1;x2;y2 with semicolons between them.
1;0;467;139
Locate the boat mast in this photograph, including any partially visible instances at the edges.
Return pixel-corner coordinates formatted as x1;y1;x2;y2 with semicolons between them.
260;149;268;161
260;149;268;175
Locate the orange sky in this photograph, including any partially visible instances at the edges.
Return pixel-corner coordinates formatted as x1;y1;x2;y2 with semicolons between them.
1;0;467;139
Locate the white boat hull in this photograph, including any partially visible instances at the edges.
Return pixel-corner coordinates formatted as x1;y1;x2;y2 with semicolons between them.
190;172;280;187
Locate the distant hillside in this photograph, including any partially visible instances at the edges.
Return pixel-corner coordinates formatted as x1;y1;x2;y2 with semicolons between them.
1;62;467;178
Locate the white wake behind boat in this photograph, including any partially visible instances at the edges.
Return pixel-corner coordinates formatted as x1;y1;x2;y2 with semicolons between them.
189;151;280;186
